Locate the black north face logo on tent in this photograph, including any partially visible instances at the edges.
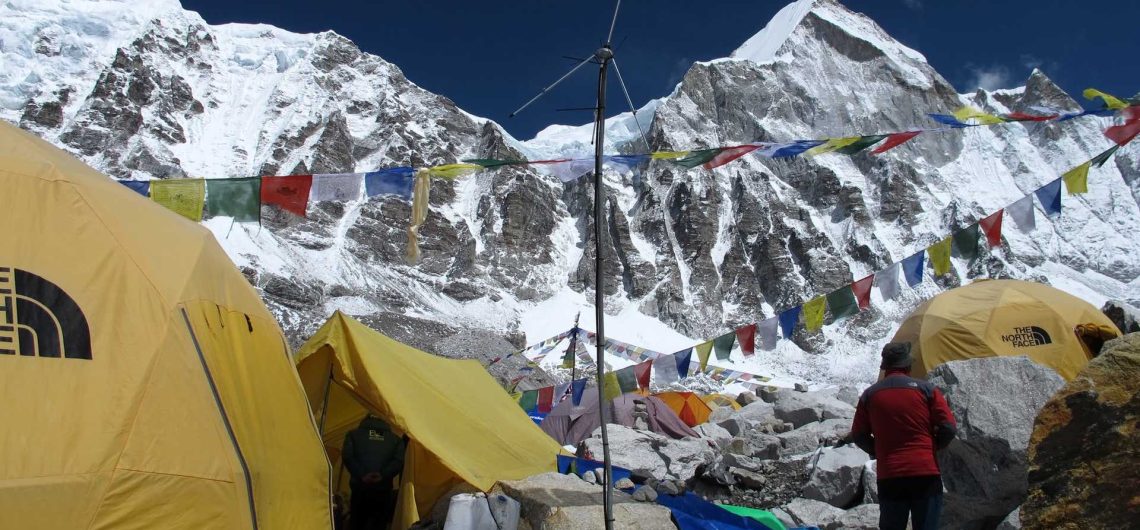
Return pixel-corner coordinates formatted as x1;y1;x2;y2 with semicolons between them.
1001;326;1053;348
0;267;92;359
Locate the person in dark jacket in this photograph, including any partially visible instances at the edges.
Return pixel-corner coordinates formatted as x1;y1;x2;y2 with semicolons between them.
342;415;406;530
850;342;957;530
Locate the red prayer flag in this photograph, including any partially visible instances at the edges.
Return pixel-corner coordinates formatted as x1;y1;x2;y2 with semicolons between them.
979;209;1004;248
1002;112;1057;122
736;324;757;357
851;275;874;310
870;131;922;155
261;175;313;217
537;386;555;414
635;360;653;389
1105;107;1140;146
703;145;760;170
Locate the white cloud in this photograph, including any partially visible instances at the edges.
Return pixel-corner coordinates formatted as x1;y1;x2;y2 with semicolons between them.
965;65;1012;91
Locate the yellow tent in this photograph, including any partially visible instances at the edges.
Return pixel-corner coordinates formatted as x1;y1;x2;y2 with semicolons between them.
295;312;561;529
0;121;333;528
654;391;713;427
893;279;1121;380
702;393;742;410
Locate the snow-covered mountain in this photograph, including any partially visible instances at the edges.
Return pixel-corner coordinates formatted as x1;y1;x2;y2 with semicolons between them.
3;0;1138;386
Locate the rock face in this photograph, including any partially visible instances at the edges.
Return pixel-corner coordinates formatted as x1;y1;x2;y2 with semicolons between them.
1101;300;1140;334
494;472;676;530
781;497;844;529
582;425;714;482
927;357;1066;530
803;445;869;508
773;391;855;429
1022;333;1140;529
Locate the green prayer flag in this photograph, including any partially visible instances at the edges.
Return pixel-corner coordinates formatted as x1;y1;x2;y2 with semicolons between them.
206;177;260;222
462;158;524;168
518;390;538;413
1062;162;1090;194
671;148;722;169
952;224;980;261
150;179;205;221
602;371;622;401
713;332;736;361
803;296;826;332
928;237;953;276
835;135;888;155
825;285;859;320
616;366;638;393
1090;145;1119;168
695;341;714;371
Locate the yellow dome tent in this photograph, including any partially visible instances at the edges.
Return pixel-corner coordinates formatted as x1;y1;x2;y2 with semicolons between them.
0;122;333;528
892;279;1120;380
654;391;713;427
294;312;561;529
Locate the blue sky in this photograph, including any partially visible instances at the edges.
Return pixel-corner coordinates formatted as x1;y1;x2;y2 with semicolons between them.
182;0;1138;140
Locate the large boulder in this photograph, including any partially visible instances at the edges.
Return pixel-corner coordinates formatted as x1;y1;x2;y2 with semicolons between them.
781;497;843;529
773;391;855;428
802;445;869;508
1101;300;1140;334
495;472;676;529
583;425;714;482
860;460;878;504
928;356;1066;529
1022;333;1140;529
694;422;732;449
776;419;850;457
830;503;879;530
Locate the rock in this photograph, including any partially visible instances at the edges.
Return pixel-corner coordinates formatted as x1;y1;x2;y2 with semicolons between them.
803;445;869;508
590;469;605;485
795;383;810;392
777;419;850;457
614;478;635;490
774;391;855;428
1101;300;1140;334
782;497;844;529
861;460;878;504
658;480;683;496
716;417;748;437
773;422;794;434
727;437;752;456
708;406;735;424
758;387;780;403
584;425;715;482
694;422;732;449
1023;333;1140;529
730;467;767;490
736;392;759;407
743;431;782;460
928;356;1066;530
829;503;879;530
495;472;676;530
736;400;777;423
834;385;861;407
996;507;1021;530
770;508;796;529
632;486;658;503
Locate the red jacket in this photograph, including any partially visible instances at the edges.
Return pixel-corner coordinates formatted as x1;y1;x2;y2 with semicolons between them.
850;370;957;479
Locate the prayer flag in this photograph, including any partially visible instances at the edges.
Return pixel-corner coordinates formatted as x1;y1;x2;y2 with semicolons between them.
695;341;714;371
703;145;759;169
206;177;260;222
1083;88;1129;110
826;285;859;319
672;148;722;169
675;348;692;379
928;114;970;128
1090;145;1121;168
1007;195;1036;233
871;131;921;154
150;179;205;222
364;167;414;198
1062;162;1090;195
602;372;622;401
571;379;588;406
1034;178;1062;217
803;296;826;332
651;151;689;160
310;173;363;202
901;252;925;287
876;263;901;301
120;180;150;196
553;383;571;405
835;135;888;155
462;158;524;168
806;136;863;156
518;390;538;413
928;237;952;276
546;159;595;182
979;210;1003;248
713;331;736;361
605;154;650;172
635;360;653;389
616;366;638;393
736;324;756;357
852;275;874;310
953;106;1007;125
1002;111;1057;122
537;386;555;414
261;175;312;217
407;170;432;262
653;353;680;385
757;317;779;350
755;140;825;158
953;224;980;261
779;306;801;339
1104;106;1140;146
427;163;482;179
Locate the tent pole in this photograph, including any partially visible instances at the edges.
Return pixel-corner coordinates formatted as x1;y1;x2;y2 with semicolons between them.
592;43;616;530
317;361;334;435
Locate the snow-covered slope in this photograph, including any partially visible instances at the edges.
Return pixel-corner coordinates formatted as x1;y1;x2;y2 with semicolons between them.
3;0;1137;388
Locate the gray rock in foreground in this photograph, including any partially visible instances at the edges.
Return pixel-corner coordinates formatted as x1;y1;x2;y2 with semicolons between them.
495;472;676;529
583;425;714;482
802;445;868;508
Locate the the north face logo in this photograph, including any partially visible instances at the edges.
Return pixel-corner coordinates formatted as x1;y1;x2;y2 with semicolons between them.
0;267;92;359
1001;326;1053;348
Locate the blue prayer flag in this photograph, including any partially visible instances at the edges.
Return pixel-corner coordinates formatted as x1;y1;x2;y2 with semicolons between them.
604;154;650;172
901;251;925;287
927;114;970;128
364;167;415;199
570;378;588;406
120;180;150;197
1034;178;1062;217
779;306;802;339
760;140;825;158
674;348;692;379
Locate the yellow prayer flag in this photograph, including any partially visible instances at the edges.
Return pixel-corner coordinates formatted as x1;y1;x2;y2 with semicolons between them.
602;371;621;401
426;163;483;179
952;107;1006;125
803;296;826;332
406;170;431;263
1083;88;1128;110
149;179;205;221
651;151;690;160
805;136;862;156
1062;162;1091;194
695;341;714;371
928;237;953;276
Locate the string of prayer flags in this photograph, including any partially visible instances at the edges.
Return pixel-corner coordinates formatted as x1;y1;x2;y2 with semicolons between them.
365;167;415;199
675;348;693;379
713;332;736;361
150;179;205;222
806;137;864;156
1083;88;1130;110
875;263;901;301
953;224;980;261
121;180;150;197
953;107;1007;125
835;135;888;155
1007;195;1036;232
928;237;953;276
757;317;780;351
695;341;714;371
571;378;588;406
852;275;874;310
1090;145;1121;168
310;173;363;202
635;360;653;389
928;114;971;128
779;306;801;339
206;177;260;222
871;131;922;154
427;163;483;179
261;175;312;217
672;148;724;169
736;324;756;358
1035;178;1063;217
803;296;826;332
702;145;760;169
901;251;926;287
756;140;826;158
979;210;1004;248
1062;162;1091;194
826;285;860;319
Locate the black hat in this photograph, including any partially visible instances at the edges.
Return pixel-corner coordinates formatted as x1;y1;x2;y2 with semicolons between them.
880;342;913;370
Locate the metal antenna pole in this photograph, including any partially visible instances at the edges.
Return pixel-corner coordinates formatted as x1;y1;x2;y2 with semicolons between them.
510;55;597;118
610;57;652;152
592;43;616;530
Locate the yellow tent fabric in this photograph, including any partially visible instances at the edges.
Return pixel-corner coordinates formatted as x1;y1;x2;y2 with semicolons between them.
892;279;1121;380
294;312;561;529
654;391;713;427
702;394;742;410
0;121;333;529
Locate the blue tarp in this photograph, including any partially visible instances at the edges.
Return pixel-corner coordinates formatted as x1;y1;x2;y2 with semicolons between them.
656;493;775;530
555;455;632;489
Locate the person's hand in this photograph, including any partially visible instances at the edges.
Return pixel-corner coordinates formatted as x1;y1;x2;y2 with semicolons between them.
362;472;382;484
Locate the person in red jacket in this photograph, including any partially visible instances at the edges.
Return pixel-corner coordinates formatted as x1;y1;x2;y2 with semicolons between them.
851;342;957;530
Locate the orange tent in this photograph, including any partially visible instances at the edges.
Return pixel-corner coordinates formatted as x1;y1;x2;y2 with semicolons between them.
654;391;713;427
